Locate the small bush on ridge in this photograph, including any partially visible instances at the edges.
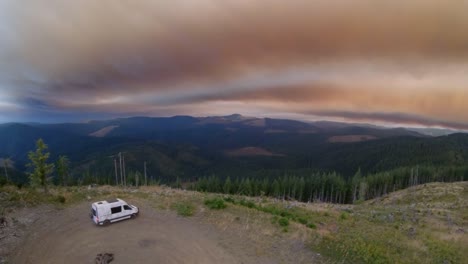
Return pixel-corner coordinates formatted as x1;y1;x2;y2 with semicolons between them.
174;202;195;217
278;217;289;227
204;197;227;210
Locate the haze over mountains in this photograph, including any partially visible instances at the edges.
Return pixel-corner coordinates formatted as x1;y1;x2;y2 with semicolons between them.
2;1;468;131
1;114;468;184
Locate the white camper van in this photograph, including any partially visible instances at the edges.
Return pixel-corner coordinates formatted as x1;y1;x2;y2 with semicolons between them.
90;198;139;225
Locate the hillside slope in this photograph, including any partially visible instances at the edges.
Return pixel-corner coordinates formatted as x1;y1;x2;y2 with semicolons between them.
3;115;468;183
322;182;468;263
0;182;466;263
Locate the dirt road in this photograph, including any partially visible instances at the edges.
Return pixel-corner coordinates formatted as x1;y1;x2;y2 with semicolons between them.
11;203;241;264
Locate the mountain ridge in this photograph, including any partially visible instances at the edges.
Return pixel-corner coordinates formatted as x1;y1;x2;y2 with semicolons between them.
1;115;468;184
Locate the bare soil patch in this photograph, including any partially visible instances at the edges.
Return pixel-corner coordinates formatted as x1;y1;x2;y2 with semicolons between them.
6;197;319;264
328;134;377;143
89;126;119;137
10;203;239;264
226;147;282;157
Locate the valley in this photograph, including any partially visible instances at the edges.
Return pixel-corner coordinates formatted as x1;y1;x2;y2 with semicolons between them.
1;115;467;186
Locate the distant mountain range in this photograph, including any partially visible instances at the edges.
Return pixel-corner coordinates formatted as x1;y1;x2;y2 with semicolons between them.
1;115;467;183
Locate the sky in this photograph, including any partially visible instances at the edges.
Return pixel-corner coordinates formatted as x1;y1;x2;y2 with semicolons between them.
1;0;468;128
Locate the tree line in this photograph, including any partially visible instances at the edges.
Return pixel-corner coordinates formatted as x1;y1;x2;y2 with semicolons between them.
190;166;468;204
2;139;149;190
2;138;467;204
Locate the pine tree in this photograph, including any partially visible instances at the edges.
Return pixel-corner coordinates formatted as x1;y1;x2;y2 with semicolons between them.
56;155;70;186
297;177;305;201
27;139;54;193
261;178;270;196
223;176;232;194
351;168;362;203
272;179;281;199
358;180;368;201
175;176;181;189
243;178;252;196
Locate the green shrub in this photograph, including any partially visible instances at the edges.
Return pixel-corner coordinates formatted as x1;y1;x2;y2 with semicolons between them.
223;196;236;204
307;223;317;229
280;210;293;218
271;216;279;224
9;192;20;202
174;202;195;217
298;217;308;225
245;201;256;208
56;195;66;204
340;212;349;220
278;217;289;227
239;199;256;208
261;205;281;215
204;198;227;210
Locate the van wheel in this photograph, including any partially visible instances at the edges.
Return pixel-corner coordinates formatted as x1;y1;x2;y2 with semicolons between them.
103;220;111;226
131;214;137;219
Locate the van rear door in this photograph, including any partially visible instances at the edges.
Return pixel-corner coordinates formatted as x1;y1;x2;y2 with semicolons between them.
91;205;99;224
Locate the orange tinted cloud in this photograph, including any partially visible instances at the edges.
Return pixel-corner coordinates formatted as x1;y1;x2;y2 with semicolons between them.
0;0;468;127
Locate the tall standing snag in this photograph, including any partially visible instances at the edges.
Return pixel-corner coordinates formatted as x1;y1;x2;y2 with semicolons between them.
27;139;54;193
144;161;147;186
123;154;126;187
3;159;8;182
114;158;118;185
119;152;123;186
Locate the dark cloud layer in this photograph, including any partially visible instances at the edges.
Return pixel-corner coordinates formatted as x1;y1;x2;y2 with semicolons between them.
0;0;468;128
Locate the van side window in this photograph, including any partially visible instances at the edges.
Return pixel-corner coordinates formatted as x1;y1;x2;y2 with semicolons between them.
124;205;131;210
111;206;122;214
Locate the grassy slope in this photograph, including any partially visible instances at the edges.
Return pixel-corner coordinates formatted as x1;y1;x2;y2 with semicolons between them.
314;182;467;263
1;182;466;263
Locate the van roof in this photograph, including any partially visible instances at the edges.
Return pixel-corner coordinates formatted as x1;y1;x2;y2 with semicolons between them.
92;198;123;206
